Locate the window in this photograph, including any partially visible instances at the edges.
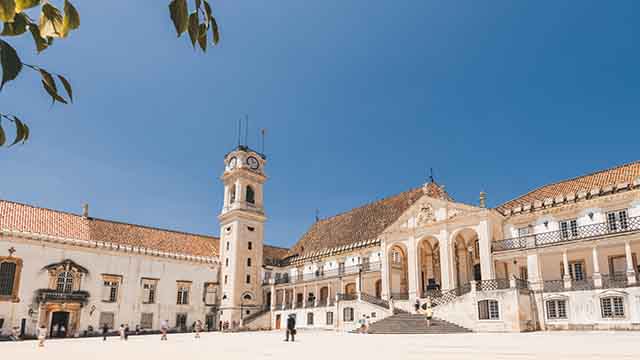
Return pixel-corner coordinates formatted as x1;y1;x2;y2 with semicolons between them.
103;280;119;302
601;296;625;318
0;261;17;296
247;258;252;267
478;300;499;320
248;241;252;250
519;266;528;281
226;242;230;251
561;261;586;281
338;262;345;275
392;251;402;264
56;271;74;293
326;311;334;325
560;219;578;239
140;313;153;329
142;279;157;304
229;186;236;204
246;186;255;204
474;239;480;259
99;312;114;329
204;283;217;305
343;307;354;322
243;293;252;301
546;300;567;320
176;313;188;330
517;226;531;237
307;312;314;325
246;275;251;284
607;210;629;232
224;275;228;285
225;258;229;267
247;226;255;232
177;283;190;305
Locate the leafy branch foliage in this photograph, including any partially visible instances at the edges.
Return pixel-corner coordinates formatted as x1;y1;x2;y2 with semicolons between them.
0;0;220;148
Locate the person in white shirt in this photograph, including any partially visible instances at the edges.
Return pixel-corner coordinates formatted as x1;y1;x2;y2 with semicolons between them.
37;326;47;347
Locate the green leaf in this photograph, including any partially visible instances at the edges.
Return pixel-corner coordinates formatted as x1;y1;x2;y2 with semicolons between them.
1;12;28;36
0;39;22;90
15;0;39;12
61;0;80;37
39;3;63;38
57;74;72;103
187;11;198;47
10;116;24;146
198;23;207;52
210;16;219;45
41;79;67;104
29;24;49;52
168;0;188;36
0;122;5;146
0;0;15;22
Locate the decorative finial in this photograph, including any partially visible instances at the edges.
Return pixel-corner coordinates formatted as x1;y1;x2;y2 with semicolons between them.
82;203;89;218
479;191;486;208
8;247;16;257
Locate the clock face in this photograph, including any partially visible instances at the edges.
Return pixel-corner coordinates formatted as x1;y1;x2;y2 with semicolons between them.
227;157;237;170
246;156;260;170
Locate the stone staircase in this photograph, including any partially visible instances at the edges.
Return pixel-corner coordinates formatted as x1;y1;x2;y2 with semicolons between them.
366;313;472;334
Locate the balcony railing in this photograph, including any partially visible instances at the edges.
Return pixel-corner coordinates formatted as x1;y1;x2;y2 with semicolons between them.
35;289;90;304
273;262;382;286
493;216;640;252
337;293;357;301
475;279;510;291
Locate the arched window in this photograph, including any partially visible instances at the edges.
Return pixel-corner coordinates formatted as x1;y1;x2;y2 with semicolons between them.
246;186;255;204
243;293;253;301
229;186;236;204
56;271;74;293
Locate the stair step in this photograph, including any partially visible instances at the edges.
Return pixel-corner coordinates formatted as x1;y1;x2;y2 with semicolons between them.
363;315;472;334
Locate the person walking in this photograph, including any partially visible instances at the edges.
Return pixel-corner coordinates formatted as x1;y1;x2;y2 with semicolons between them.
102;323;109;341
358;315;366;334
118;324;125;340
285;315;296;342
414;299;421;314
37;325;47;348
160;320;168;341
195;320;202;339
124;324;129;341
424;301;433;328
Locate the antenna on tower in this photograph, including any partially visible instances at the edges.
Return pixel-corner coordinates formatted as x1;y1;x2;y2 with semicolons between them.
261;128;266;154
244;114;249;147
237;119;242;147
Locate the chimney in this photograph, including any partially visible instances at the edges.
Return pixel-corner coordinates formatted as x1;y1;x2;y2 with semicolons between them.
479;192;486;208
82;203;89;218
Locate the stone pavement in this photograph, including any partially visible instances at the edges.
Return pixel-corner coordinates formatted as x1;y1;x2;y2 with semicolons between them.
2;330;639;359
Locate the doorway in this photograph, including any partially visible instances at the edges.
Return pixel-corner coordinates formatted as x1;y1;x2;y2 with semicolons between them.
275;314;281;330
50;311;70;338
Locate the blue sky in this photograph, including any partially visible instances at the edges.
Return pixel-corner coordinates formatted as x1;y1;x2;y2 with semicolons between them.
1;1;638;248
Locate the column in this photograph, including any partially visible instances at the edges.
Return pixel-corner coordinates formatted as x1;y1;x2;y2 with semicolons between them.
302;285;307;308
438;229;452;290
315;284;319;307
478;220;495;280
625;240;637;285
270;283;276;311
509;260;517;288
407;237;419;303
381;244;390;300
355;268;363;301
292;287;296;309
592;246;602;288
527;253;542;291
562;250;571;289
328;282;333;306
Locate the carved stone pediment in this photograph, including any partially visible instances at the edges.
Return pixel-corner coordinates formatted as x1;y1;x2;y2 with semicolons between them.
417;204;436;226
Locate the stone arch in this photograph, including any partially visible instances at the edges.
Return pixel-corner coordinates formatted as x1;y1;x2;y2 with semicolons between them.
344;282;356;295
246;185;255;204
387;243;409;299
450;228;481;288
417;235;441;297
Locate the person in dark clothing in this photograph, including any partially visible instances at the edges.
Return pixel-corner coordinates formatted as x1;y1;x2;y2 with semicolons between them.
102;323;109;341
124;324;130;340
285;315;296;342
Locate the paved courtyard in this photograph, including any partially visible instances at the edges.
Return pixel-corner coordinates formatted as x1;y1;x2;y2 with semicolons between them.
2;330;640;359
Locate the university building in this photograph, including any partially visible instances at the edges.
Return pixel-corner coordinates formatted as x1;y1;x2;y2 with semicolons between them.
1;146;640;336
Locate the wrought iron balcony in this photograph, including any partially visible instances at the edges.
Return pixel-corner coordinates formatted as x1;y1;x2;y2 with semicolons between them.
493;216;640;252
272;262;382;286
336;293;357;301
475;279;510;291
35;289;90;304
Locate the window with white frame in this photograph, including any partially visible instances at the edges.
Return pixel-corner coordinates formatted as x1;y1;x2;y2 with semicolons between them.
566;261;586;281
326;311;334;325
142;279;157;304
546;299;567;320
140;313;153;329
56;271;74;293
343;307;354;322
177;282;190;305
600;296;625;318
478;300;499;320
607;210;629;232
560;219;578;239
102;279;119;302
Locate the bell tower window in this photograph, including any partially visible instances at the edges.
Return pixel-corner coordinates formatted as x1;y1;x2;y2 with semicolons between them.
229;186;236;204
246;186;255;204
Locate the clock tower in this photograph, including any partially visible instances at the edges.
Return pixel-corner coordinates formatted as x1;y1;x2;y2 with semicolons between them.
218;145;267;327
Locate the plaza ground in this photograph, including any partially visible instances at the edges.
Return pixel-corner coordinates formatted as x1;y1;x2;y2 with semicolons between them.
2;330;640;359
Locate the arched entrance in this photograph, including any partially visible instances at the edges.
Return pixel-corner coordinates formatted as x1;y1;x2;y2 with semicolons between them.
418;236;441;297
388;244;408;299
375;279;382;298
451;228;481;288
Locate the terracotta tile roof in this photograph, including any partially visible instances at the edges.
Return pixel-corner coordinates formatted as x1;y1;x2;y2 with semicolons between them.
286;182;450;260
496;160;640;214
0;200;218;257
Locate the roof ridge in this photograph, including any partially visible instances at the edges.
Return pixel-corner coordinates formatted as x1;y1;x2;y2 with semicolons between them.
0;198;218;240
495;159;640;210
